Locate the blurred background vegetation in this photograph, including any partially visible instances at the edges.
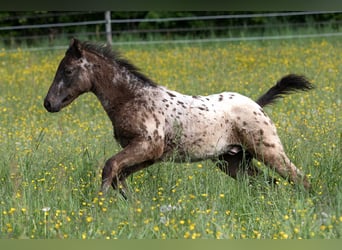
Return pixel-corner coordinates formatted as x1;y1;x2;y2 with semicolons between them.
1;11;342;48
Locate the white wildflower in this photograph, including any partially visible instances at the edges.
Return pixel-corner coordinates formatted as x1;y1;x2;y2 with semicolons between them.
42;207;51;212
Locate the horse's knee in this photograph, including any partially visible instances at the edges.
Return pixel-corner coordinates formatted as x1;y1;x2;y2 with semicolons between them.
102;158;115;179
101;158;120;192
102;162;111;179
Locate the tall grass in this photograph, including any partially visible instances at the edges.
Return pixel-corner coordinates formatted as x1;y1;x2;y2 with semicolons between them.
0;37;341;239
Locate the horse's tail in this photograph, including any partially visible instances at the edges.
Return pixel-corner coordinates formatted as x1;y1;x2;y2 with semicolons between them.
256;74;314;107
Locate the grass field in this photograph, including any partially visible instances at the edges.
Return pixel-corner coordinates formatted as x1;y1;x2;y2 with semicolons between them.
0;37;341;239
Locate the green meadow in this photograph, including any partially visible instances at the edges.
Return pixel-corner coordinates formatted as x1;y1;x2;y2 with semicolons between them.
0;37;341;239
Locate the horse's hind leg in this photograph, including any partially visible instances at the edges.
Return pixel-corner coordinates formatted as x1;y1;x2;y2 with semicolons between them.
256;149;310;189
215;146;277;185
238;121;310;190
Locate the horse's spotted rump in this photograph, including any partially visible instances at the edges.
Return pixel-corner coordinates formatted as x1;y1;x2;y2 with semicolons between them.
44;38;314;197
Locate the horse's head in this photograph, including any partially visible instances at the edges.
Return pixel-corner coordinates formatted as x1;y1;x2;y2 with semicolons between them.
44;38;93;112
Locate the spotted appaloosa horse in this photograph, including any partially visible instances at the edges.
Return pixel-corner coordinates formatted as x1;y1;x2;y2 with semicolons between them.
44;38;313;198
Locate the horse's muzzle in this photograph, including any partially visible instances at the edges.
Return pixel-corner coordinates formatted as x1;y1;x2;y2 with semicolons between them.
44;98;60;113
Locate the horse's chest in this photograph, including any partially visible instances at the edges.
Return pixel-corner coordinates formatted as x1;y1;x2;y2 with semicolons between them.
112;101;165;144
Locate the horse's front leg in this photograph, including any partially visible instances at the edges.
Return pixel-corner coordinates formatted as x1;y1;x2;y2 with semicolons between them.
110;160;155;199
101;138;163;196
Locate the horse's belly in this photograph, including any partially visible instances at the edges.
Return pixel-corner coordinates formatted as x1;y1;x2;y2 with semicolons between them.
179;129;232;160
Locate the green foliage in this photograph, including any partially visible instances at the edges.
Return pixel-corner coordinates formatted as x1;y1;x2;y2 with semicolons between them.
1;11;342;48
0;36;341;239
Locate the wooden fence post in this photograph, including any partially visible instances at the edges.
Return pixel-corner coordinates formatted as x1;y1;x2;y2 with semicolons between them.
105;11;112;46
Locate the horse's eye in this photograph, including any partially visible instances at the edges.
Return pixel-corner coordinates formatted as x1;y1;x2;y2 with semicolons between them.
65;68;73;76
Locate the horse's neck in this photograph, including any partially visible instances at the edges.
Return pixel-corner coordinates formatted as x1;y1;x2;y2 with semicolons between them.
91;64;143;120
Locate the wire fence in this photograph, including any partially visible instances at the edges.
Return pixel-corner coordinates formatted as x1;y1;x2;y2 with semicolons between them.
1;11;342;52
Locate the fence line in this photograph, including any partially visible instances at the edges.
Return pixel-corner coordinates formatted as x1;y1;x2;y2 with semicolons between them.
0;11;98;22
1;11;342;51
5;31;342;53
111;32;342;45
109;19;342;35
108;11;342;24
1;11;342;31
0;20;106;31
6;19;341;39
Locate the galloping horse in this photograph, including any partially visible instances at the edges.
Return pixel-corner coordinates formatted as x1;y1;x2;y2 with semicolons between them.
44;38;313;197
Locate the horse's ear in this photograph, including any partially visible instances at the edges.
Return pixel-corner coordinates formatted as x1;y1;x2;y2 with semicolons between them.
68;38;83;58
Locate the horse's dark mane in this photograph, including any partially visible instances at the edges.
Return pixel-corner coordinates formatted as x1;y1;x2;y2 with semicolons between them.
82;41;157;87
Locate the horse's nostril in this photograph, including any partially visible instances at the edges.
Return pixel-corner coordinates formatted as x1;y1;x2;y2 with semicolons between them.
44;98;61;113
44;99;52;111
